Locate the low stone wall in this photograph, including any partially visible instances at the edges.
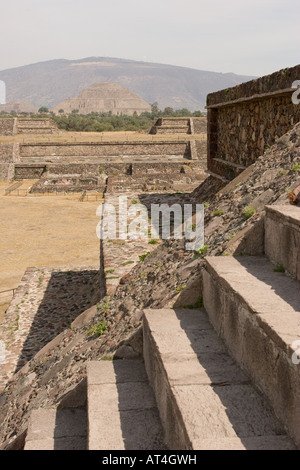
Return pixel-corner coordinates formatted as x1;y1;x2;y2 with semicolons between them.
207;64;300;179
0;118;58;136
191;117;207;134
17;118;58;135
150;118;191;135
0;143;14;181
19;141;191;159
14;164;46;180
0;119;15;136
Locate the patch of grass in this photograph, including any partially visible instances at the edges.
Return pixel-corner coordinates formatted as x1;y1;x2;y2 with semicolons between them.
148;239;159;245
278;169;287;177
175;284;186;293
121;260;135;266
274;264;285;273
243;206;256;220
178;296;203;309
194;245;208;258
213;209;223;216
87;321;108;337
155;263;163;269
131;199;139;204
105;269;115;274
97;296;110;313
139;252;150;262
292;163;300;172
203;201;210;209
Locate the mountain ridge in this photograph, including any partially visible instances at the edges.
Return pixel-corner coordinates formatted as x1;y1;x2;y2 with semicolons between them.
0;56;257;111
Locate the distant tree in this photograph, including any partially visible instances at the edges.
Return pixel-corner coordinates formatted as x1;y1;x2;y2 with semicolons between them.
38;106;49;113
58;109;64;114
192;111;204;117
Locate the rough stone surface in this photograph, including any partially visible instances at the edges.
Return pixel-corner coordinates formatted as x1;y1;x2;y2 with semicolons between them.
203;256;300;447
87;360;165;450
143;308;294;450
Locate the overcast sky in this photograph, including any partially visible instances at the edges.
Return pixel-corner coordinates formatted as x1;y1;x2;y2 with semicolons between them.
0;0;299;76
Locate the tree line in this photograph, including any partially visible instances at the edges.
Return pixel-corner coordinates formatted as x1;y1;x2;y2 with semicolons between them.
0;103;205;132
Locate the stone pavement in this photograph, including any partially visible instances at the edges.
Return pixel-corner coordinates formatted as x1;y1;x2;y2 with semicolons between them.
0;265;102;391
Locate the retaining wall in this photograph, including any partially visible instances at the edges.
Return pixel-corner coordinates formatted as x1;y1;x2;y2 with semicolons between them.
0;119;15;136
19;141;191;159
207;64;300;180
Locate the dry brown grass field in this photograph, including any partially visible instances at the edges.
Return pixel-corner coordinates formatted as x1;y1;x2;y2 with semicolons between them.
0;130;206;144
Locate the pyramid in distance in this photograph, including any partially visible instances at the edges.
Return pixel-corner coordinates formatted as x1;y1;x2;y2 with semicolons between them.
52;82;152;115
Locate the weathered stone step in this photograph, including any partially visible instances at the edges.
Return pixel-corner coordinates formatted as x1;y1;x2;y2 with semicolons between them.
203;256;300;447
265;205;300;281
87;359;166;450
143;308;296;450
24;408;87;450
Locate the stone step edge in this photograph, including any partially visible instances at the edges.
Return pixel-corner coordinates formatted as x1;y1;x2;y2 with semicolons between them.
204;256;299;358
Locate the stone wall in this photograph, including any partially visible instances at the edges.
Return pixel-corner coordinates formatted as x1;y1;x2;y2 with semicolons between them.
0;118;58;136
150;118;191;135
207;64;300;180
0;143;14;181
17;119;58;135
0;119;15;136
19;141;191;159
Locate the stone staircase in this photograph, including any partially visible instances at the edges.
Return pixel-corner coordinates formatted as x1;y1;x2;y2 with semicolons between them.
23;204;299;450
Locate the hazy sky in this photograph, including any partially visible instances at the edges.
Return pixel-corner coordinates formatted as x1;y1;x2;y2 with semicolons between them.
0;0;299;76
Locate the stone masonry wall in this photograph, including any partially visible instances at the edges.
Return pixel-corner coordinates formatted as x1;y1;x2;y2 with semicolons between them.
0;119;15;136
19;141;191;159
0;143;14;181
0;118;58;136
207;64;300;180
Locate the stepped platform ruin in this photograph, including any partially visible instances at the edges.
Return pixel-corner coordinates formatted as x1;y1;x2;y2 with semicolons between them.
0;65;299;451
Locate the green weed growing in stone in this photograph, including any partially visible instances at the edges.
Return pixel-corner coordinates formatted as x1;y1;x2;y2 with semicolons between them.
175;284;186;293
87;321;108;337
139;252;150;262
148;239;159;245
213;209;223;216
274;264;285;273
243;206;256;220
121;260;135;266
105;269;115;274
177;296;203;309
292;163;300;172
97;296;110;313
194;245;208;258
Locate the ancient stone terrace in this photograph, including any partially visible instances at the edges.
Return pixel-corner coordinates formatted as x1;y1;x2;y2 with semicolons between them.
12;139;207;193
0;118;58;136
150;117;206;135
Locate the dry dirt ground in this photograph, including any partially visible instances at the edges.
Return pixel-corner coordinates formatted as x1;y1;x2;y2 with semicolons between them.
0;130;206;144
0;181;102;323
